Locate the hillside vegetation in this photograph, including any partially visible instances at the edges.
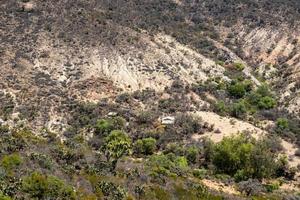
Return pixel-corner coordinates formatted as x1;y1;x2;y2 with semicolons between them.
0;0;300;199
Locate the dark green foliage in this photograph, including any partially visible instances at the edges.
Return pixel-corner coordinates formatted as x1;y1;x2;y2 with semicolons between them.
276;118;289;131
1;154;22;171
136;111;156;124
143;186;171;200
175;114;202;135
230;101;247;118
256;84;273;97
212;134;254;176
228;81;247;98
233;62;245;71
147;153;188;177
211;134;285;181
158;98;181;113
264;181;280;193
0;93;15;120
30;153;53;170
186;146;199;164
213;101;228;115
0;192;12;200
258;96;276;109
69;102;98;128
94;117;126;135
134;137;157;156
116;93;131;103
132;89;156;101
98;181;126;200
192;168;207;179
22;172;76;200
102;130;132;170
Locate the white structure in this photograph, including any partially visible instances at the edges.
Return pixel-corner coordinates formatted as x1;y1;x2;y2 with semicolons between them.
161;116;175;125
107;112;118;117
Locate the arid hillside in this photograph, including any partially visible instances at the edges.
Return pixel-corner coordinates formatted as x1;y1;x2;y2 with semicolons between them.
0;0;300;199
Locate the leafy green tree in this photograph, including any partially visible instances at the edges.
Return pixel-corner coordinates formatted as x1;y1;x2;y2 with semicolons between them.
211;134;284;181
134;137;157;155
22;172;76;200
212;134;253;176
102;130;132;171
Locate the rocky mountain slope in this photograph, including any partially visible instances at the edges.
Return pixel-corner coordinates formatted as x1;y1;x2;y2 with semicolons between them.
0;0;300;199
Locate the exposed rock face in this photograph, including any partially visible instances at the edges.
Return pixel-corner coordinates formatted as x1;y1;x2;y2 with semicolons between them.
0;0;299;131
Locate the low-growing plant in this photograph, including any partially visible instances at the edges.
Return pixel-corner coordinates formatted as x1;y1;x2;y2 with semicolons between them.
134;137;157;156
94;117;126;135
1;154;22;171
98;181;126;200
0;191;12;200
22;172;76;199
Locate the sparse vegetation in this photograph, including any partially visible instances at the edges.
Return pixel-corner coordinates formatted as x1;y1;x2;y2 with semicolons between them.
0;0;299;199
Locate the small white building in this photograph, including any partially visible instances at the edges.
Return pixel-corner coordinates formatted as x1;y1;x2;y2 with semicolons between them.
107;112;118;117
160;116;175;125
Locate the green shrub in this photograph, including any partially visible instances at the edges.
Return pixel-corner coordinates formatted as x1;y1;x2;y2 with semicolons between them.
212;134;253;176
94;119;114;135
116;92;132;103
211;134;282;181
256;84;272;97
230;101;247;118
258;96;276;109
213;101;228;115
215;60;225;66
1;154;22;171
147;153;188;176
192;168;207;179
228;82;247;98
233;62;245;71
30;153;53;170
264;181;280;193
0;192;12;200
175;156;188;168
175;114;202;135
134;137;157;155
102;130;132;171
186;146;199;164
143;186;171;200
22;172;76;199
276;118;289;130
94;117;126;135
98;181;126;200
136;111;156;124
